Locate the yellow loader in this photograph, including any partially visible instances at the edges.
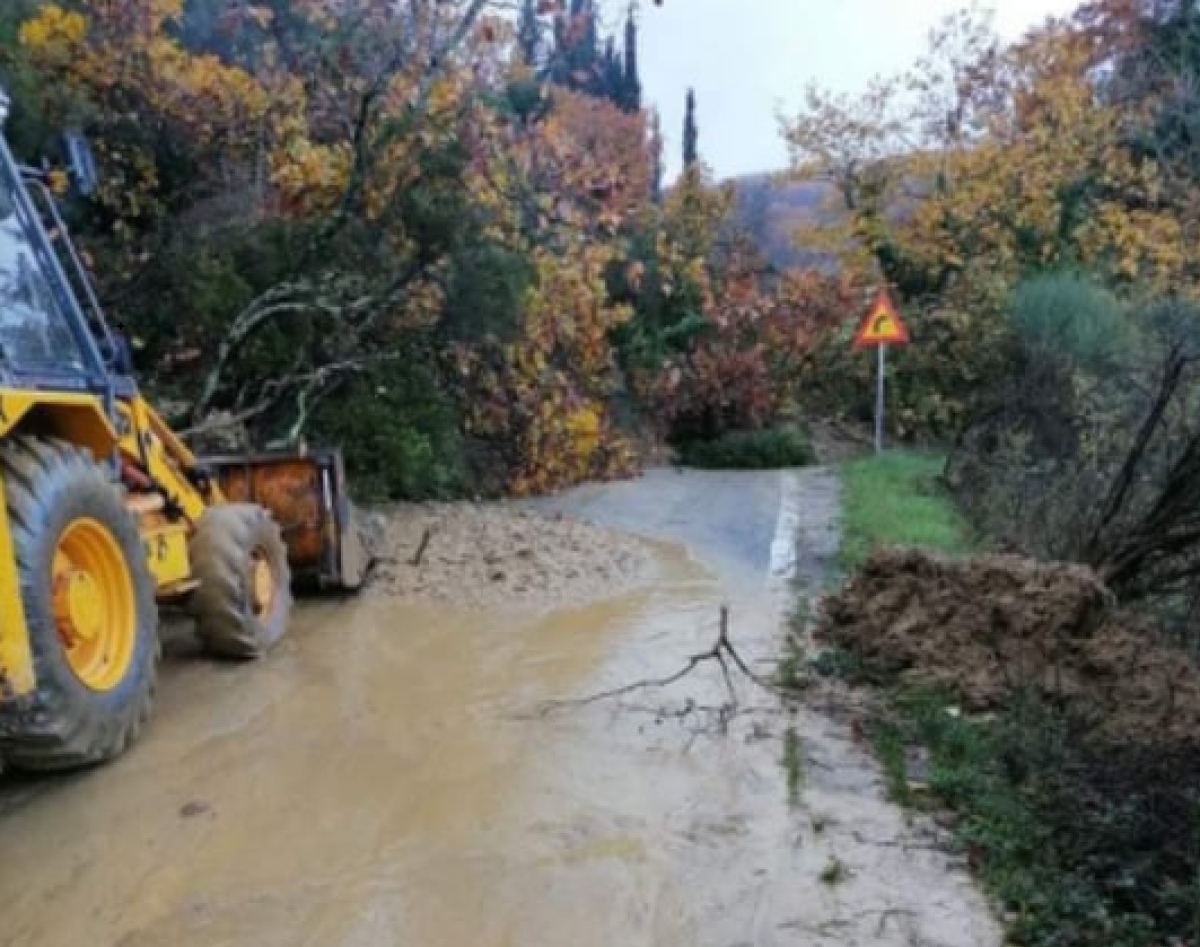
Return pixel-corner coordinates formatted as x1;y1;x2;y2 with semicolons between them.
0;89;368;771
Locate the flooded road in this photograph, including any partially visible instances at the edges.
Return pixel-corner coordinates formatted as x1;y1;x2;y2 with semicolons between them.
0;468;999;947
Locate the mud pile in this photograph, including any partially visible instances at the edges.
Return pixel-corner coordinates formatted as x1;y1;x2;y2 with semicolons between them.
817;550;1200;742
366;503;652;612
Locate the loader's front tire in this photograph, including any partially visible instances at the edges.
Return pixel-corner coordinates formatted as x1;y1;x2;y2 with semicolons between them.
0;437;159;771
190;504;292;658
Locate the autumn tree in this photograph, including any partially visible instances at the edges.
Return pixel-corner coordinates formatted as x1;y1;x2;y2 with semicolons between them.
784;5;1198;436
787;8;1187;293
5;0;839;497
13;2;540;481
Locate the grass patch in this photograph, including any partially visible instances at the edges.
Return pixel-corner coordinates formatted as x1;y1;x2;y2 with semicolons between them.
867;714;914;806
852;683;1200;947
808;646;865;683
782;727;804;806
868;692;1116;947
776;652;806;693
676;427;816;470
839;451;969;570
819;856;850;885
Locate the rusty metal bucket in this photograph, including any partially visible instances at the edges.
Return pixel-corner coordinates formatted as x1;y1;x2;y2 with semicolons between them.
201;448;371;592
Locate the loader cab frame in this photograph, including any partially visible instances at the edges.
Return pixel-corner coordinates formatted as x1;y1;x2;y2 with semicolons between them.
0;121;121;402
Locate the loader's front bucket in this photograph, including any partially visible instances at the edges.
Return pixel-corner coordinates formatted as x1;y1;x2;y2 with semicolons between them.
201;448;371;592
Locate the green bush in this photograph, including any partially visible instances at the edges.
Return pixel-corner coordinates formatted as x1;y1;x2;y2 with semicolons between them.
869;690;1200;947
1009;272;1126;372
676;427;815;470
309;359;468;502
799;275;1013;441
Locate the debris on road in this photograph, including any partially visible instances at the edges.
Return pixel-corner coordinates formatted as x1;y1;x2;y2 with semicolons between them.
817;549;1200;742
367;503;653;611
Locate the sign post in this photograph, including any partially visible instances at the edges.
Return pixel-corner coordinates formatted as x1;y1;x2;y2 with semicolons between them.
853;288;911;454
875;344;886;453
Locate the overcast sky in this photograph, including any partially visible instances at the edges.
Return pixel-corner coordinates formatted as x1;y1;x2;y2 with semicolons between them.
609;1;1085;182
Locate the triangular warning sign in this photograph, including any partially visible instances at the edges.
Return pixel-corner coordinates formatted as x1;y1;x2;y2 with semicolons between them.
854;289;911;348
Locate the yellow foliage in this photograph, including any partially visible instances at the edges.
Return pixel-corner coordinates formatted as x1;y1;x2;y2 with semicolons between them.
271;141;353;215
15;0;653;496
18;6;87;52
783;10;1192;296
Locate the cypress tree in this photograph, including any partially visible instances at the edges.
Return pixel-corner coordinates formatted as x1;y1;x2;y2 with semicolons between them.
650;109;665;203
580;1;600;81
600;37;624;102
683;88;699;168
549;0;601;93
517;0;542;67
622;7;642;112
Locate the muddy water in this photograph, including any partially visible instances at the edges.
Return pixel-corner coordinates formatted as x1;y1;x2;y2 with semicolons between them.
0;545;746;946
0;470;1000;947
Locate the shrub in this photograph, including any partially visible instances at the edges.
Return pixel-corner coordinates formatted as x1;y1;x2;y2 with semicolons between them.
799;275;1014;441
309;359;468;502
870;690;1200;947
1008;271;1126;373
676;427;815;470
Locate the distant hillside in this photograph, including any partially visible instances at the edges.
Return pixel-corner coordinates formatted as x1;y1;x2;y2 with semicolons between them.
727;173;845;271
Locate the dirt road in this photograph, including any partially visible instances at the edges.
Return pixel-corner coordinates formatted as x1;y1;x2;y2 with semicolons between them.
0;468;999;947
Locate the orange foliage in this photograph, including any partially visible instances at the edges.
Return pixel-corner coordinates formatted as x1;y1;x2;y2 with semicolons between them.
11;0;841;496
653;254;856;438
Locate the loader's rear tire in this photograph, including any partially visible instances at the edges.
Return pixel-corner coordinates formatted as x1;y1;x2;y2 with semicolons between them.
0;437;159;771
190;504;292;658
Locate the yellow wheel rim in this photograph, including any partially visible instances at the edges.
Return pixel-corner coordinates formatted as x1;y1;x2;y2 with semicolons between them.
250;548;276;620
52;518;137;692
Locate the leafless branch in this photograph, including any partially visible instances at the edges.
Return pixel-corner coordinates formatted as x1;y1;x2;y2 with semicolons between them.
537;606;806;719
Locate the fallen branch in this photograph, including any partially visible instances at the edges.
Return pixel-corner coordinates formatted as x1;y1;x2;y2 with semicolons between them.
410;528;433;567
537;605;805;719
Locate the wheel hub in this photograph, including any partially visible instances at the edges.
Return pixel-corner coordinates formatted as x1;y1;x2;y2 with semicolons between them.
52;518;137;692
53;569;104;644
251;551;275;618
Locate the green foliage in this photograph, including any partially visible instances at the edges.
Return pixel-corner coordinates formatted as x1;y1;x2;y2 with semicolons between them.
683;88;698;168
544;0;640;111
777;652;806;692
839;452;969;570
0;1;57;160
517;0;543;66
443;243;535;342
609;225;708;378
1009;272;1126;373
819;856;850;885
676;427;816;470
782;727;803;806
800;280;1013;441
808;646;866;682
864;687;1200;947
310;359;467;502
867;713;915;805
621;8;642;113
1114;0;1200;193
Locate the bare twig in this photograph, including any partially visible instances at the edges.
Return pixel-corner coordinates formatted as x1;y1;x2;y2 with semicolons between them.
1087;346;1191;561
410;528;433;567
537;605;805;719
